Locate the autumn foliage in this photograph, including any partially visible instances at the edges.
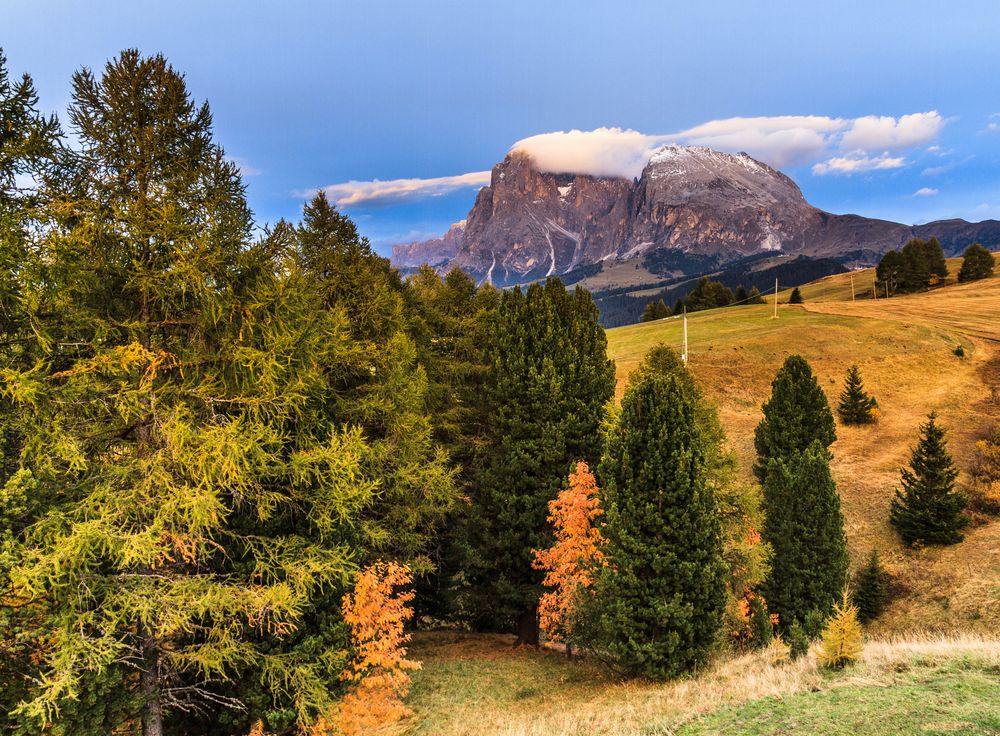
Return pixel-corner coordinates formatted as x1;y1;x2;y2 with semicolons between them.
532;461;607;643
316;562;421;736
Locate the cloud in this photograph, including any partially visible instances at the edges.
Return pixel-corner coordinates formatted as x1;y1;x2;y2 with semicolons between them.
811;154;907;176
309;171;492;207
306;111;947;206
839;112;944;153
913;187;939;197
226;156;262;177
672;115;845;167
981;114;1000;134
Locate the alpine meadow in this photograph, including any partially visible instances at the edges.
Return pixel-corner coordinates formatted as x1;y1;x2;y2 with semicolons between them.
4;3;1000;735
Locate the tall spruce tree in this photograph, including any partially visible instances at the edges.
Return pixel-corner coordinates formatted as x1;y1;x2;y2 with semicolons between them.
753;355;836;482
837;365;878;425
760;441;848;629
0;51;386;735
591;348;725;678
789;287;804;304
890;414;967;546
470;278;614;644
851;549;890;624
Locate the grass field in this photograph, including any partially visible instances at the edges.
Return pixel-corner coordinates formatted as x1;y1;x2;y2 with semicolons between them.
406;632;1000;735
404;265;1000;735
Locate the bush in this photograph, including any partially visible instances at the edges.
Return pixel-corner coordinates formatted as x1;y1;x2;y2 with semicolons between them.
954;345;966;358
748;595;774;650
786;621;811;660
803;608;826;639
851;550;890;624
968;426;1000;515
818;597;863;669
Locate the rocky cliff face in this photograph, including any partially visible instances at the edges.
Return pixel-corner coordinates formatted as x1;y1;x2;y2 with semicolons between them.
391;220;465;269
391;145;1000;285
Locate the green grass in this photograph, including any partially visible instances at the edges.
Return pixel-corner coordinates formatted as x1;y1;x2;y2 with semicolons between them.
678;659;1000;735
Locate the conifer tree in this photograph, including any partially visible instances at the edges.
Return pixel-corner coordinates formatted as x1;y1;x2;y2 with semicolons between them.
747;286;765;304
471;279;614;645
641;298;670;321
591;349;725;679
837;365;878;425
817;596;863;669
851;549;890;624
532;461;606;648
789;287;804;304
0;51;381;735
958;243;995;282
760;441;849;630
753;355;836;482
734;285;749;303
890;414;967;545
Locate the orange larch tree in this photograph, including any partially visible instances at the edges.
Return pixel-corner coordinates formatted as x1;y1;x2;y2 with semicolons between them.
313;561;421;736
532;461;607;648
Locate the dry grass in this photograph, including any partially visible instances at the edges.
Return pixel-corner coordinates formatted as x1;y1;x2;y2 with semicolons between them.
405;631;1000;735
605;272;1000;635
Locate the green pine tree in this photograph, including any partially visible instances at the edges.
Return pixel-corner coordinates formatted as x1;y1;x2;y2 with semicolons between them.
851;549;890;624
890;414;967;546
837;365;878;425
734;285;749;303
760;442;849;630
747;286;766;304
471;278;615;644
753;355;836;482
957;243;995;282
590;348;726;679
789;287;804;304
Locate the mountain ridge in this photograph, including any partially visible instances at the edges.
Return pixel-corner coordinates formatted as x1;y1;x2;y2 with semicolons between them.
390;145;1000;287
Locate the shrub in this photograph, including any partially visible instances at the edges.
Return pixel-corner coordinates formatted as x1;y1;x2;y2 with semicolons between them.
954;345;966;358
786;621;811;660
803;608;826;639
818;597;863;669
968;426;1000;515
748;595;775;650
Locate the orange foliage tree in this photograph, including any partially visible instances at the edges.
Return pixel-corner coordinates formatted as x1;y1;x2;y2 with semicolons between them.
532;461;607;646
313;562;421;736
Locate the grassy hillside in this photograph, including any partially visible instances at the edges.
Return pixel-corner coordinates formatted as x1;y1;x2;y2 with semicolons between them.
404;267;1000;735
406;632;1000;735
607;269;1000;634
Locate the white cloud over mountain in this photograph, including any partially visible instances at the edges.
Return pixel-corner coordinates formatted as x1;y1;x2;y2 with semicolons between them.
308;171;491;207
313;112;946;206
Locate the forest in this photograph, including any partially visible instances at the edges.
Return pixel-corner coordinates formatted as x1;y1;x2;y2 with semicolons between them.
0;49;990;736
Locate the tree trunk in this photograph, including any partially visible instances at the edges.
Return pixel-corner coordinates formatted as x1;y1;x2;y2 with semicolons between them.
140;631;163;736
515;606;539;647
566;642;573;660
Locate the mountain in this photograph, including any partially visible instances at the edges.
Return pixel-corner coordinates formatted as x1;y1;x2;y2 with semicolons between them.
391;145;1000;287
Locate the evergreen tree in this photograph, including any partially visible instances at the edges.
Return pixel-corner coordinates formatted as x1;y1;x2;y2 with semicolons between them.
683;277;735;312
641;298;670;322
470;279;614;644
958;243;995;282
760;442;849;630
851;549;890;624
890;414;967;546
753;355;836;482
788;287;803;304
747;286;766;304
734;285;749;303
0;51;415;735
837;365;878;425
673;298;685;316
591;349;725;679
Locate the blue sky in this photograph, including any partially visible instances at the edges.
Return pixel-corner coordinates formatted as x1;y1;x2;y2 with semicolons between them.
6;0;1000;254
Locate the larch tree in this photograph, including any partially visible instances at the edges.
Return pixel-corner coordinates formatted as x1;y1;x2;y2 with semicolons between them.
532;460;606;650
0;51;377;735
759;441;848;630
591;348;726;679
753;354;836;482
890;414;967;546
471;278;615;646
837;365;878;425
